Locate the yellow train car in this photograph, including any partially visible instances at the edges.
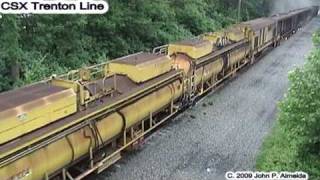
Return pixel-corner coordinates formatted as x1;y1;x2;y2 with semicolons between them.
0;80;182;180
0;52;184;180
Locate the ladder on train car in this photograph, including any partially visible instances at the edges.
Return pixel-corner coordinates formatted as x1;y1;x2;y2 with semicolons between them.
189;65;197;103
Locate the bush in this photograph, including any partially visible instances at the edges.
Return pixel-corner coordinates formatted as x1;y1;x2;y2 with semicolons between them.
256;30;320;179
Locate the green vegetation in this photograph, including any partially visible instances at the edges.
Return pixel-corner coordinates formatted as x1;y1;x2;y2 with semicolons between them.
256;30;320;179
0;0;270;92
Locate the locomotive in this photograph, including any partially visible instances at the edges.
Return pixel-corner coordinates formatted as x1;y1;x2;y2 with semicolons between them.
0;6;318;180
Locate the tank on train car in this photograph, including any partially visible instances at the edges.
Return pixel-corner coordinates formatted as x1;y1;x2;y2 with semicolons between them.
0;83;77;145
167;39;224;89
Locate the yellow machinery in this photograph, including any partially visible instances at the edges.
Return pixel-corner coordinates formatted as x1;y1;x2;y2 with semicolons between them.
202;26;245;47
0;80;182;180
0;23;250;180
168;39;213;59
107;53;173;83
0;52;184;180
0;83;77;145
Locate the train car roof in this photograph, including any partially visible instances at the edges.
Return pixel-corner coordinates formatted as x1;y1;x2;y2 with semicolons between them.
271;7;314;20
241;18;275;31
0;83;67;112
113;52;168;66
170;38;210;47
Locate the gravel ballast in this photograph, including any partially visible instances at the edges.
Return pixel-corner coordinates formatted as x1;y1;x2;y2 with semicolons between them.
91;17;320;180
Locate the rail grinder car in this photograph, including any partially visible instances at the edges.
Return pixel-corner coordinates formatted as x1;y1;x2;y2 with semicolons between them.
0;6;318;180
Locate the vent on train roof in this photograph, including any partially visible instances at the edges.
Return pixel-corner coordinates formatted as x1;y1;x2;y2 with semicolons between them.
106;52;173;83
168;39;213;59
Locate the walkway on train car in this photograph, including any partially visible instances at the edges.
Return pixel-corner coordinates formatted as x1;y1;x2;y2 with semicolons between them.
91;17;320;180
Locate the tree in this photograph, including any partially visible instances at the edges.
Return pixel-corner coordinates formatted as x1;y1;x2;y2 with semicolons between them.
0;15;23;91
0;0;270;92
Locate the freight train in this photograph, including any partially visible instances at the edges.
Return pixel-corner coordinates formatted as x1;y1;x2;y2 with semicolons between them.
0;6;318;180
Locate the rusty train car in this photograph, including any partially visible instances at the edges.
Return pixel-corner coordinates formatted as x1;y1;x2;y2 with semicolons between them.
0;6;318;180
